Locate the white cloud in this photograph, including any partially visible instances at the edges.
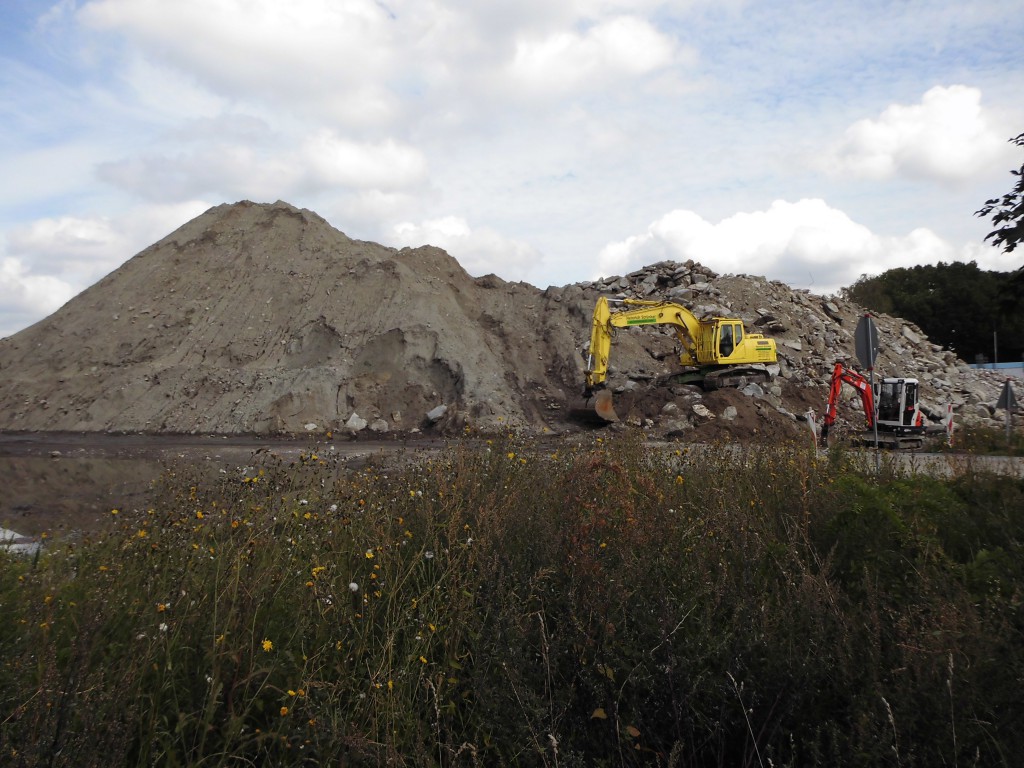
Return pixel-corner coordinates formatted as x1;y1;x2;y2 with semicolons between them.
97;132;427;202
75;0;686;127
596;199;987;294
824;85;1013;183
506;16;678;96
5;202;209;285
78;0;402;125
0;257;77;337
390;216;543;280
302;132;428;190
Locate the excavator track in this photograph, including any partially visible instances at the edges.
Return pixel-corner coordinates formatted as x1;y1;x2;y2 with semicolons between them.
701;364;772;390
849;431;926;450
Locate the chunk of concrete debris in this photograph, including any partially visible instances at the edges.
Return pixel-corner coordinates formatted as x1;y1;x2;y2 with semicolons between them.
741;382;765;398
1;528;42;557
345;413;368;432
902;325;921;344
426;404;448;423
692;403;715;420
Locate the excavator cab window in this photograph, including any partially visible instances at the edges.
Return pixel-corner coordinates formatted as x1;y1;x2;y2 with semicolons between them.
877;381;900;423
902;382;918;425
719;324;734;358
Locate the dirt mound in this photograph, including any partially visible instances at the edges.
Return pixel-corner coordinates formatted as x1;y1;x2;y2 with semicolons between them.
0;200;1007;441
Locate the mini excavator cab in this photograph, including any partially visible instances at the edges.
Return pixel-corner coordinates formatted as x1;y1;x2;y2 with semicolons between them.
875;378;921;429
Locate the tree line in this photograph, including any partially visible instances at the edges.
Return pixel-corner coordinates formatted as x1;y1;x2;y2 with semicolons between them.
841;262;1024;364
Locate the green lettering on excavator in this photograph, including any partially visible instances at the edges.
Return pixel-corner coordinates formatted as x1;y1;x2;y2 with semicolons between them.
626;317;657;325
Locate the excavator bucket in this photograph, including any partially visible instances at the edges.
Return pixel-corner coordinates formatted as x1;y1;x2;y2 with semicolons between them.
569;389;619;425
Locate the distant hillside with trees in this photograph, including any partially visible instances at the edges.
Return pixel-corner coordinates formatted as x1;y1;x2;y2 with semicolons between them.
841;261;1024;364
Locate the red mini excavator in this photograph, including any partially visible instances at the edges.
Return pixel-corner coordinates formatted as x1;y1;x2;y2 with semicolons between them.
820;362;926;448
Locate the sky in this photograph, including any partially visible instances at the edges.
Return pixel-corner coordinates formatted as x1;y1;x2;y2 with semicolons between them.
2;0;1023;338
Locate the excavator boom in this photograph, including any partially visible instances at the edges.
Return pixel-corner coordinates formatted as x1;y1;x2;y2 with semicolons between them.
821;362;875;441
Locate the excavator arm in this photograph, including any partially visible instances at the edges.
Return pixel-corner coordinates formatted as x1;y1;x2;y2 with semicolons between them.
585;297;701;392
820;362;875;443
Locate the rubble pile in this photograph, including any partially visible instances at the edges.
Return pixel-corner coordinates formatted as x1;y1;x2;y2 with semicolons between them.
0;201;1010;441
579;259;1008;433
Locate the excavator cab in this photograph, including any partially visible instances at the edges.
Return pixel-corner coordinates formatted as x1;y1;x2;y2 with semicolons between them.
876;378;922;430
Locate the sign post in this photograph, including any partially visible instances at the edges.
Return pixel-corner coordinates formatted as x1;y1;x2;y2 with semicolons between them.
854;314;880;469
996;379;1018;445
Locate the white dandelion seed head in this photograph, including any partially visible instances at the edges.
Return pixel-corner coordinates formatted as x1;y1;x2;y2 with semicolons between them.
348;582;359;592
424;551;435;560
159;622;169;633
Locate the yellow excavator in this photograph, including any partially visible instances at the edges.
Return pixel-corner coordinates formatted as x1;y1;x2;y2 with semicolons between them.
577;296;778;422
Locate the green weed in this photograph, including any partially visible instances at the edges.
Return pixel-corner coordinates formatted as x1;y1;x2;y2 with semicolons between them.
1;434;1022;766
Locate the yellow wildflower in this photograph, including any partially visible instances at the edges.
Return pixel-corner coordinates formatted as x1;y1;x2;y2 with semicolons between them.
262;639;273;652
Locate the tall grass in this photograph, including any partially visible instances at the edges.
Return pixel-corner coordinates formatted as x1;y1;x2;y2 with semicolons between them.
2;433;1022;766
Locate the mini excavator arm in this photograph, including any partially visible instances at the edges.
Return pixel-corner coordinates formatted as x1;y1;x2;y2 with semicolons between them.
820;362;875;443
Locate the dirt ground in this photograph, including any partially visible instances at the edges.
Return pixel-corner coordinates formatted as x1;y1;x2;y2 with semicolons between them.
0;432;421;539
